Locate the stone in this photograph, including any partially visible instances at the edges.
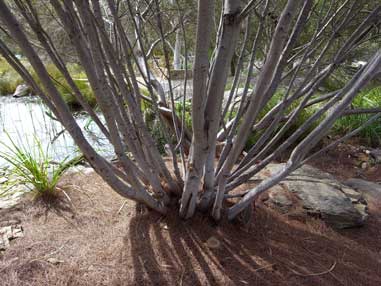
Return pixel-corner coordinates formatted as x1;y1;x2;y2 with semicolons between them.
256;164;368;229
205;236;221;249
356;153;369;163
0;192;24;209
0;224;23;250
341;187;364;203
268;186;293;211
65;165;94;175
353;204;368;221
12;84;31;98
344;179;381;201
0;183;30;210
369;149;381;164
47;258;64;265
223;88;253;106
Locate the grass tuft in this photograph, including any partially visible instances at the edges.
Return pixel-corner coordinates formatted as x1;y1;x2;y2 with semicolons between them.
0;133;83;199
334;87;381;146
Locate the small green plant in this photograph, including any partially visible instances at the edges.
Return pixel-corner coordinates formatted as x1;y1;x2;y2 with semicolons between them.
0;133;83;199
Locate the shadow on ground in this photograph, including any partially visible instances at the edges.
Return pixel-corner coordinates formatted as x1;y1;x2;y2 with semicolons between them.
120;203;381;286
1;171;381;286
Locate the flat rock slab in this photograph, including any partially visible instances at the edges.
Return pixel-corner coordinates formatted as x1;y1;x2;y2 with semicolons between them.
0;191;25;209
0;184;30;210
369;149;381;163
344;179;381;201
258;164;368;229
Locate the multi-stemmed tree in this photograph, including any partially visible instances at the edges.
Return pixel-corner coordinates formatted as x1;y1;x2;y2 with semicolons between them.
0;0;380;222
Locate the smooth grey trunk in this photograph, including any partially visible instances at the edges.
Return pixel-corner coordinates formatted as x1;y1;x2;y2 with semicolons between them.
221;0;300;175
173;29;182;70
179;0;215;218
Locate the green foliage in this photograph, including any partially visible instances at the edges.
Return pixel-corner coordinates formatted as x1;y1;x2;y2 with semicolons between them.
0;57;95;107
245;90;318;150
175;100;192;130
0;57;23;95
321;69;348;92
141;100;167;154
149;119;168;154
141;99;192;154
0;133;83;198
30;64;96;108
334;87;381;146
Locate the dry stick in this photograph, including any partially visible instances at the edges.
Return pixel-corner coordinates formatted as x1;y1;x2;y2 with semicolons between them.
299;235;346;284
287;261;337;277
29;239;71;263
253;263;276;272
117;200;128;215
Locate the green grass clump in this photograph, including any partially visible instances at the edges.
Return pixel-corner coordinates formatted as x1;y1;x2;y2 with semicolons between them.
334;86;381;146
0;133;83;198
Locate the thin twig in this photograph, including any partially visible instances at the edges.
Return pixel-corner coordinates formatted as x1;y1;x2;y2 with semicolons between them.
288;261;337;277
117;200;128;214
254;263;276;272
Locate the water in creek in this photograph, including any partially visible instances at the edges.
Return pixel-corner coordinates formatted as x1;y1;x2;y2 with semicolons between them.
0;96;113;166
0;78;194;167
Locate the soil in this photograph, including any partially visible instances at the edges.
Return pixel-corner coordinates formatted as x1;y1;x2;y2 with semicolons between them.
308;141;381;182
1;145;381;286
